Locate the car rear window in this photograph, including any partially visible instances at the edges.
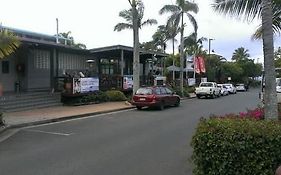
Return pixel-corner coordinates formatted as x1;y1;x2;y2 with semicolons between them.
135;88;153;95
200;83;213;87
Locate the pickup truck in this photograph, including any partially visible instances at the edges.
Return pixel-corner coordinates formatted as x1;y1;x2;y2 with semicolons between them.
195;82;221;99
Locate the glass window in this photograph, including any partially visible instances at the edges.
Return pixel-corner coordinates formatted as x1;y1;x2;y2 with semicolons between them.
136;88;153;95
155;88;161;95
2;61;9;74
165;88;173;94
160;87;167;94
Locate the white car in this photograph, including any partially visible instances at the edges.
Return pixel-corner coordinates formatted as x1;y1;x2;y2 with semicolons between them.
195;82;221;99
217;84;229;96
236;84;246;91
223;83;237;94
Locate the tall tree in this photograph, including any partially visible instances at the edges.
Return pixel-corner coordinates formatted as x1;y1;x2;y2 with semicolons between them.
114;0;157;32
213;0;278;119
232;47;250;61
0;29;20;59
160;0;198;96
116;0;157;94
58;31;87;49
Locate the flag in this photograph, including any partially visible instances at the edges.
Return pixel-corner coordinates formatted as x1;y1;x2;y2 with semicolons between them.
195;57;201;73
198;56;206;73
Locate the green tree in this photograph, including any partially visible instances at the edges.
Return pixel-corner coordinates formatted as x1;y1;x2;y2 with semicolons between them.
0;29;20;59
184;32;207;57
114;0;157;32
232;47;250;61
116;0;157;94
160;0;199;96
213;0;277;119
58;31;87;49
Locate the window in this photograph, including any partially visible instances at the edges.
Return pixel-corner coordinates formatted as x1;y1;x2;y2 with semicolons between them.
2;61;9;74
165;88;173;94
155;88;161;95
160;87;167;94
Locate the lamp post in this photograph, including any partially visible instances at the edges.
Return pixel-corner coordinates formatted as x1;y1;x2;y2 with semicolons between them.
208;38;214;56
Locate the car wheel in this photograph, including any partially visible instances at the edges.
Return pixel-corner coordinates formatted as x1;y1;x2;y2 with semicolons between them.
196;95;201;99
211;93;215;99
136;106;142;110
175;98;180;107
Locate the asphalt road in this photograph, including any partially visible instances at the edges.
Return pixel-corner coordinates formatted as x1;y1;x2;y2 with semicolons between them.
0;89;260;175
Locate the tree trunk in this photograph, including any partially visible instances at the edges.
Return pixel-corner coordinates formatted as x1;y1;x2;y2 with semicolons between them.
172;37;175;80
262;0;278;119
132;0;140;95
180;12;184;96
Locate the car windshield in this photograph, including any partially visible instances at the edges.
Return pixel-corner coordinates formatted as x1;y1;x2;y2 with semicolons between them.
200;83;213;87
135;88;153;95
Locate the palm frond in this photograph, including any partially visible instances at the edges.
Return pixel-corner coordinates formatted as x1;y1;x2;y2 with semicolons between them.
0;30;20;59
119;9;133;23
212;0;262;22
141;19;158;27
182;1;199;14
186;13;198;33
114;23;133;31
159;5;180;15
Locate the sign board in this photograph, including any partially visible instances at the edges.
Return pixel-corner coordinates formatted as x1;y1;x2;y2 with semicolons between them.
188;78;196;86
201;77;207;82
228;77;232;81
73;77;99;94
154;76;166;86
123;75;133;90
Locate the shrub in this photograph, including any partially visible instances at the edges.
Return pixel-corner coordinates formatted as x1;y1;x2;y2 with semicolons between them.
106;90;127;101
191;118;281;175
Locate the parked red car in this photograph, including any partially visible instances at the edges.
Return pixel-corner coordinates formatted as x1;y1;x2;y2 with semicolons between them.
131;86;181;110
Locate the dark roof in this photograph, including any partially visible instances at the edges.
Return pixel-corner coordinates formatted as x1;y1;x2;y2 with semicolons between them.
90;45;168;58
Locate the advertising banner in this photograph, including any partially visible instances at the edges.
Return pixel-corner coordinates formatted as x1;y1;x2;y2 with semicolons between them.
188;78;196;86
195;57;201;74
73;77;99;94
123;75;133;90
198;56;206;73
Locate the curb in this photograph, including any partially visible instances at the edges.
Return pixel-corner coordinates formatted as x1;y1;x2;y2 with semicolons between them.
0;126;7;135
5;106;135;130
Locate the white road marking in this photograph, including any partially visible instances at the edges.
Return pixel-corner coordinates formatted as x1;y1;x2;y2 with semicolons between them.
22;108;135;129
25;129;73;136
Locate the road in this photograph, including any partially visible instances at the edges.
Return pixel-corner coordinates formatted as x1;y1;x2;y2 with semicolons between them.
0;89;260;175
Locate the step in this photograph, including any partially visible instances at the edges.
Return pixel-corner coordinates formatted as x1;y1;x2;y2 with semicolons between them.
2;102;62;112
0;95;61;106
0;98;61;109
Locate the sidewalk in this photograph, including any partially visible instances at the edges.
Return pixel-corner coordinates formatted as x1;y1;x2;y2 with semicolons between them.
0;93;196;133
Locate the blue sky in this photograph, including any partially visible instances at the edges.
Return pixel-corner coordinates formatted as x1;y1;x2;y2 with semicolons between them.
0;0;279;62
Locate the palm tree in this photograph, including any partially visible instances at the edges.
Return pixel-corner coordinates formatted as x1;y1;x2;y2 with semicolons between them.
213;0;281;40
152;25;167;52
232;47;250;61
117;0;157;94
212;0;278;119
114;0;157;32
159;0;199;96
184;32;207;57
0;29;20;59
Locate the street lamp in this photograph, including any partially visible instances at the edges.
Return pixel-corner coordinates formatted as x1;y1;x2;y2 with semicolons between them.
208;38;214;56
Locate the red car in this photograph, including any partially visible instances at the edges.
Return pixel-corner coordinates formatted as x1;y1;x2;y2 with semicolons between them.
131;86;181;110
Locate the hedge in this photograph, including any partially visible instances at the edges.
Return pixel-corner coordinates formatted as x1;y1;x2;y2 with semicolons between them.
191;118;281;175
105;90;127;101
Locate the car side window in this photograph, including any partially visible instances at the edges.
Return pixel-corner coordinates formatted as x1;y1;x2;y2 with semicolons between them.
165;88;172;94
155;88;161;95
160;87;167;94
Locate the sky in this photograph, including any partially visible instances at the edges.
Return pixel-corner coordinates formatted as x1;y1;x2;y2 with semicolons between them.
0;0;280;62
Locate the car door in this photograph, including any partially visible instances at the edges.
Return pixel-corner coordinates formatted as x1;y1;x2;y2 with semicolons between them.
165;87;176;105
159;87;169;105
